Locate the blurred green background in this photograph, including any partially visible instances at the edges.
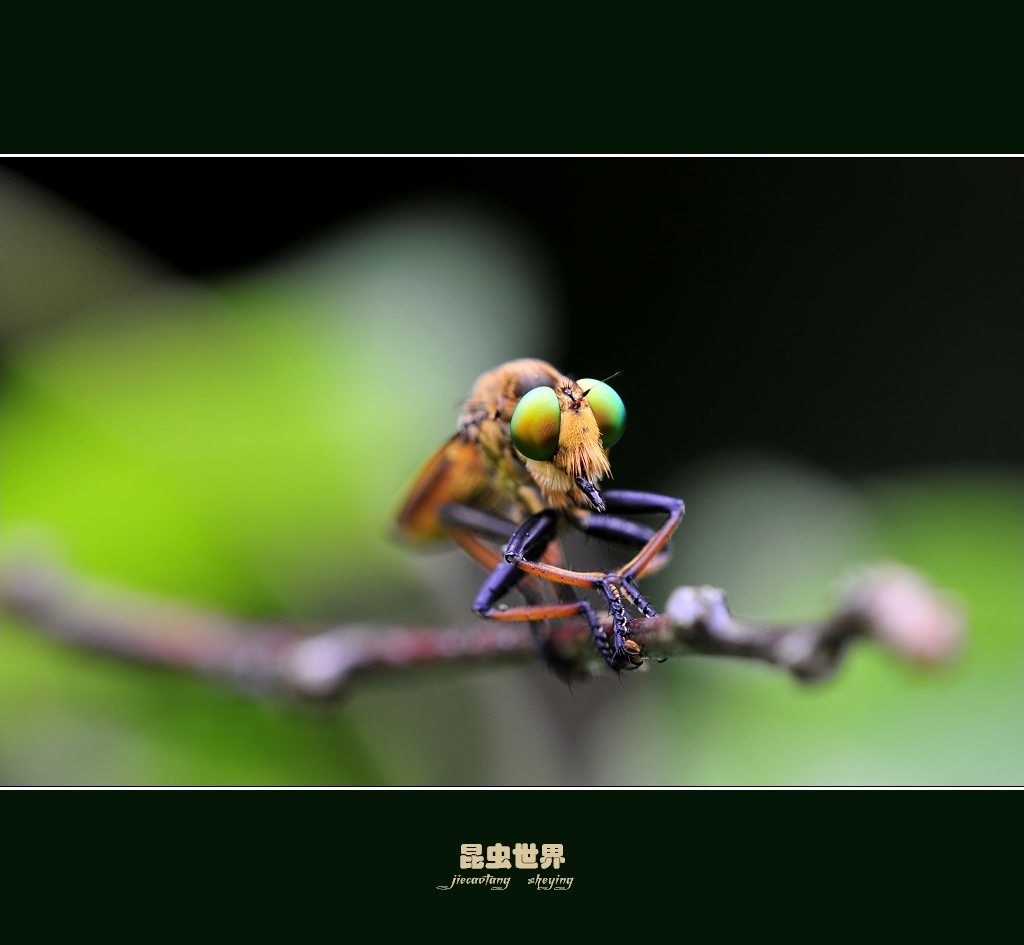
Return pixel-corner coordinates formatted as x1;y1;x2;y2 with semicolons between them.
1;159;1020;785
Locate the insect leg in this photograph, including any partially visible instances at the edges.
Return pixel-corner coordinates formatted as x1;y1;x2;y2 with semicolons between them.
439;504;593;677
440;502;573;599
572;513;674;578
469;509;636;673
517;490;684;668
474;510;584;618
443;501;675;672
599;490;685;582
507;490;684;589
438;504;518;542
591;490;686;632
574;515;654;546
499;511;642;671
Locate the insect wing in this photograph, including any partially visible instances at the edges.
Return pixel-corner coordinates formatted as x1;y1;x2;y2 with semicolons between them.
395;435;489;542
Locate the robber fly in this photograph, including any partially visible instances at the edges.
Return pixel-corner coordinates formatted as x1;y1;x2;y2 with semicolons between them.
396;358;684;676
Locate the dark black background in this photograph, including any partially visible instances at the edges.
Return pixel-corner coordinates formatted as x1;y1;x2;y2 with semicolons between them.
6;157;1020;483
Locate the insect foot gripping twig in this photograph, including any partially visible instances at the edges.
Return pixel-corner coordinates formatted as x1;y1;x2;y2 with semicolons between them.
1;561;964;701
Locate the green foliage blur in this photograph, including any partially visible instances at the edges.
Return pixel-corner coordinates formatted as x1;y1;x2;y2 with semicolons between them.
2;172;1021;785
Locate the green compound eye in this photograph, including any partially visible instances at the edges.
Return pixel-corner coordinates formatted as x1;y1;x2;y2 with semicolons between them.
576;379;626;448
511;386;561;461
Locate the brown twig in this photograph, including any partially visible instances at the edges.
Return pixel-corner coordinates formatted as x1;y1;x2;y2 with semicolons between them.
0;561;965;702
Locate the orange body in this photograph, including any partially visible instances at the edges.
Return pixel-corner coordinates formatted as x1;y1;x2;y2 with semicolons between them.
395;359;684;674
396;359;611;542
